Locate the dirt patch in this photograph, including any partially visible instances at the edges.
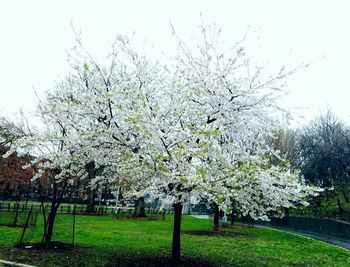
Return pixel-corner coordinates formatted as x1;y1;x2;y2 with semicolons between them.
107;256;214;267
0;245;214;267
15;241;73;251
113;216;164;221
221;224;254;229
182;229;253;237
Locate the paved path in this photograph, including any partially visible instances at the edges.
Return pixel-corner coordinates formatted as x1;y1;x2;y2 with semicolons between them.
0;259;35;267
268;226;350;250
190;214;209;219
190;215;350;250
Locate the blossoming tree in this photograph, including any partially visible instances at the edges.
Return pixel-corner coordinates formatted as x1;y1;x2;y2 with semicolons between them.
6;24;321;262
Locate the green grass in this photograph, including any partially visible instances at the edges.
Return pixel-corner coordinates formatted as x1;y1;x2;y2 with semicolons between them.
0;213;349;266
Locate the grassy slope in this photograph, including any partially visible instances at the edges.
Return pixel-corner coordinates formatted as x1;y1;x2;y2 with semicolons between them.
0;214;349;266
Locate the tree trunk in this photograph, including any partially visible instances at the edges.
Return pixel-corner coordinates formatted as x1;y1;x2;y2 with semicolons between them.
86;161;96;213
337;197;344;213
86;187;95;213
133;197;146;217
342;190;350;203
42;180;62;244
44;211;57;243
314;196;321;207
43;200;59;243
12;204;19;225
231;199;235;225
25;182;31;210
171;202;183;264
213;203;219;231
325;188;329;201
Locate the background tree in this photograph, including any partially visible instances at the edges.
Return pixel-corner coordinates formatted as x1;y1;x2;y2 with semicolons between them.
0;115;35;200
298;111;350;211
0;146;34;199
267;127;301;169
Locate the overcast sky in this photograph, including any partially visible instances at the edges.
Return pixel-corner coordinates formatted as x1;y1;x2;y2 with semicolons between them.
1;0;349;127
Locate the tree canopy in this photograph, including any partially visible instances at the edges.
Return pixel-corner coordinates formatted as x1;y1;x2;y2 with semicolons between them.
3;24;321;262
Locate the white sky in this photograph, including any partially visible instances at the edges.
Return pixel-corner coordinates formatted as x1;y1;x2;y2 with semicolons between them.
0;0;349;128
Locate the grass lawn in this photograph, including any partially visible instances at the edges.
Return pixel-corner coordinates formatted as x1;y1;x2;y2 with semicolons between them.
0;213;349;266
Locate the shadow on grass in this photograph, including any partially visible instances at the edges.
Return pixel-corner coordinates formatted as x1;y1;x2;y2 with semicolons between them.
182;229;255;238
1;244;214;267
15;241;73;251
106;255;214;267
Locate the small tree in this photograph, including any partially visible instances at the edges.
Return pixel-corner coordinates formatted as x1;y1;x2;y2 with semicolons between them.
4;102;89;243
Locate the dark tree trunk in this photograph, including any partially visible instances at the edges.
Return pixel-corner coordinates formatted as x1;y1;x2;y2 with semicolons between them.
231;199;235;225
213;203;219;231
342;190;350;203
86;161;96;213
337;197;345;213
133;197;146;217
314;196;322;207
171;202;183;264
39;197;48;242
43;183;60;244
86;188;95;213
12;204;19;225
25;182;31;210
44;202;59;243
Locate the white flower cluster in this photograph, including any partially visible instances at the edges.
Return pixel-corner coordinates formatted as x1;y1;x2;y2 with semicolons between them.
7;25;321;219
